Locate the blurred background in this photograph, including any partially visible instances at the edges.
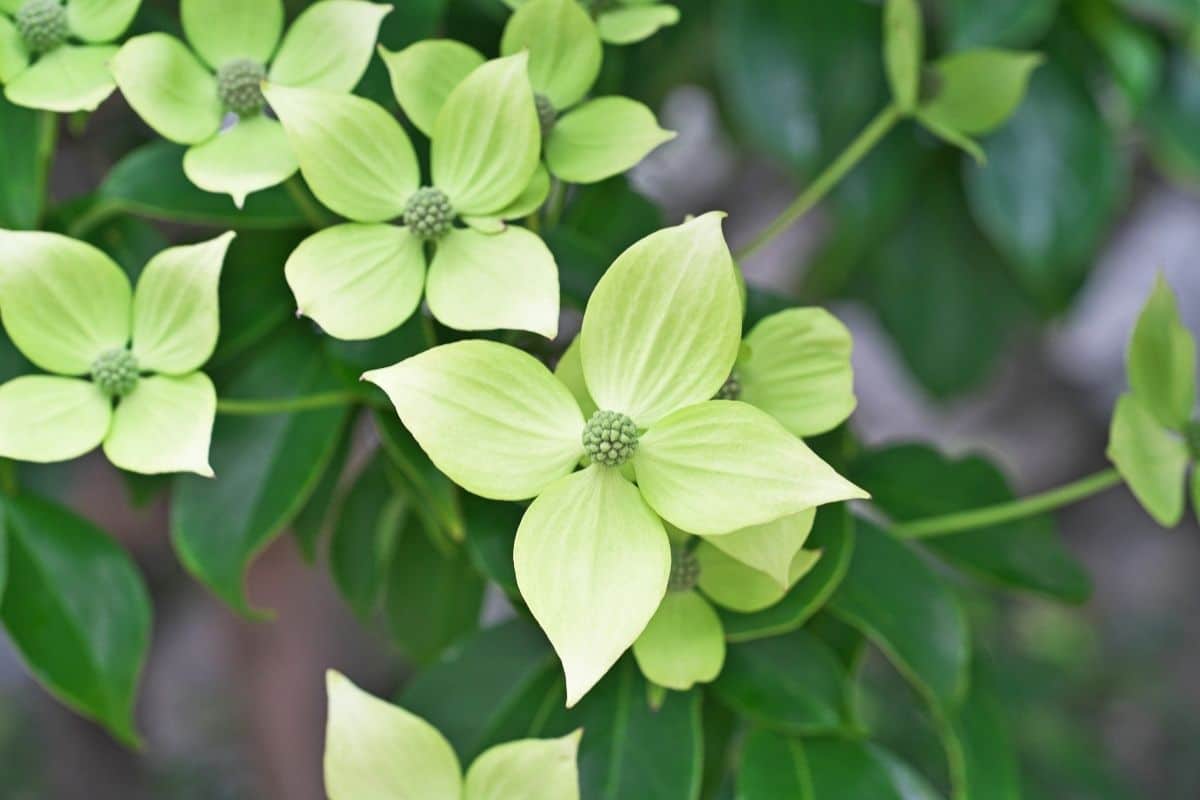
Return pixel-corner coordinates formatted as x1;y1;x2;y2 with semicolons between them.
4;0;1200;797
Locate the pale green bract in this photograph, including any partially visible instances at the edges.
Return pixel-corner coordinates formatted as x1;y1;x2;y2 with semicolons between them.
382;0;676;185
500;0;680;45
1108;276;1200;527
366;214;866;704
0;0;141;112
109;0;390;205
0;229;233;477
324;671;581;800
265;53;561;341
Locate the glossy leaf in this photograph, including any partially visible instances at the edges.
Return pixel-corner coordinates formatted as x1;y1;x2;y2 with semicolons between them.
852;444;1091;602
329;453;404;618
938;658;1021;800
1127;275;1196;430
0;493;151;746
501;0;601;109
1107;392;1189;527
830;521;970;708
635;401;866;536
712;631;850;735
919;49;1041;136
581;213;741;427
945;0;1058;48
171;328;350;614
365;340;585;501
431;54;540;216
269;0;390;91
514;466;670;706
965;64;1125;310
0;95;52;229
374;409;466;545
265;84;418;222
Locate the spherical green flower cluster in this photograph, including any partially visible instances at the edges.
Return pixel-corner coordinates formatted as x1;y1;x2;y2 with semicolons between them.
15;0;69;55
91;348;140;398
403;187;455;240
715;371;741;400
582;409;638;467
667;546;700;593
534;93;557;139
217;59;268;117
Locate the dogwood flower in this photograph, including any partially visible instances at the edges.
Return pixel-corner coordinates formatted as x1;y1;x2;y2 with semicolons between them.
365;213;866;704
109;0;389;205
501;0;679;45
0;0;141;112
556;306;857;690
324;671;581;800
381;0;675;184
263;53;559;341
0;230;233;476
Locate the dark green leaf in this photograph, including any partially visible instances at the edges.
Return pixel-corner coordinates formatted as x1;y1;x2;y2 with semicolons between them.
736;729;808;800
211;230;307;368
945;0;1059;49
716;0;885;177
965;64;1126;311
0;494;151;746
1145;51;1200;189
171;326;350;615
292;426;353;562
852;444;1091;602
830;520;970;709
0;96;53;230
857;169;1026;397
721;504;854;642
329;454;404;618
374;410;464;543
95;142;307;229
460;492;523;596
402;620;559;761
1117;0;1199;30
383;514;484;665
540;659;704;800
82;215;169;281
711;630;852;735
937;657;1022;800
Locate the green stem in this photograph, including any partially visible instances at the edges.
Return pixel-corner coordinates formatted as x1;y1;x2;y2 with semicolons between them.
891;468;1123;539
216;391;386;416
735;104;901;261
66;201;121;239
285;175;332;230
35;111;58;228
0;458;17;496
543;178;567;230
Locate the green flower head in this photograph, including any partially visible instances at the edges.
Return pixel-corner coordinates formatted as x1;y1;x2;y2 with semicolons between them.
365;213;867;705
109;0;391;206
324;671;582;800
502;0;681;45
264;52;561;343
1108;275;1200;528
0;230;234;477
382;0;676;186
0;0;142;112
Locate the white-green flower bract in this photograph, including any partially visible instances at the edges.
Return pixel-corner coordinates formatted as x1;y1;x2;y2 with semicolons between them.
264;53;560;342
109;0;390;205
0;0;141;112
0;230;233;477
324;671;581;800
501;0;679;45
364;213;867;704
381;0;675;185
